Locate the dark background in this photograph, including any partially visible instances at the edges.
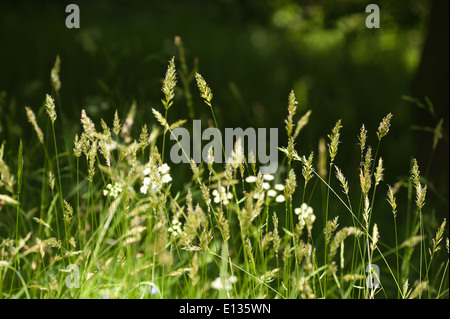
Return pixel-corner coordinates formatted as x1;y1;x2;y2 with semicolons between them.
0;0;448;288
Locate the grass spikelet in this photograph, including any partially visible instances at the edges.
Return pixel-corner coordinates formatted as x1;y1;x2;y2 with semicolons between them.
50;55;61;93
411;158;421;188
63;200;73;225
301;153;314;186
113;110;121;136
335;166;349;195
282;243;291;265
25;106;44;144
387;185;397;218
324;216;339;244
216;207;230;242
152;107;169;132
360;146;372;196
99;140;111;167
430;218;446;256
81;109;96;138
45;94;57;124
260;268;279;284
411;159;427;209
117;250;127;268
317;137;327;179
285;90;297;137
272;213;281;256
121;102;137;142
87;139;97;182
32;217;52;231
432;119;443;150
374;157;384;186
190;159;201;183
0;146;15;193
371;223;379;251
0;194;18;206
261;232;273;252
377;113;393;141
409;281;427;299
402;279;409;298
162;57;177;110
328;119;342;163
329;227;361;261
200;228;213;251
284;169;297;199
293;110;312;139
363;195;370;228
195;73;213;107
359;124;367;156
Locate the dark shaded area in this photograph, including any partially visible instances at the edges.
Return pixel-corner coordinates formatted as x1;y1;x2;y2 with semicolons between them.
411;0;449;203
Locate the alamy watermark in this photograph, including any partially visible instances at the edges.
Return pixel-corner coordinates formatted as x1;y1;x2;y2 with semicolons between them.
65;4;80;29
365;264;380;289
169;120;279;175
365;4;380;29
62;264;80;289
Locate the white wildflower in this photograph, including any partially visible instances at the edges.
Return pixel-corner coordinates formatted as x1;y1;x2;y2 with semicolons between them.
168;217;183;239
295;203;316;234
262;182;271;190
140;185;149;195
141;162;172;194
158;163;170;175
267;189;277;197
212;186;233;205
103;183;122;198
161;174;172;184
245;175;257;183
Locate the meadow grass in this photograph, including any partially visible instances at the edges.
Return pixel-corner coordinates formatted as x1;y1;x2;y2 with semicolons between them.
0;50;448;299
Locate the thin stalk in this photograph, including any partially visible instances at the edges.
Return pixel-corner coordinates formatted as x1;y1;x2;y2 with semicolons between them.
161;109;168;163
323;162;333;297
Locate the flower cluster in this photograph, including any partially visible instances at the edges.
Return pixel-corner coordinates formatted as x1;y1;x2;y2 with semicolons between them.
295;203;316;234
168;216;183;239
212;186;233;205
140;163;172;194
245;174;286;202
103;182;123;198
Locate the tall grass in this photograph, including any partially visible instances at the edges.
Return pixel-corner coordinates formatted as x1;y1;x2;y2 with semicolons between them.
0;46;448;299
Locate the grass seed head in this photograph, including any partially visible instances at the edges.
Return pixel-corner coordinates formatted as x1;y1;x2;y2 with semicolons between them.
374;157;384;186
25;106;44;144
162;57;177;110
113;110;121;136
359;124;367;156
302;152;314;186
335;166;349;195
377;113;393;141
195;72;213;107
50;55;61;93
371;223;379;251
328;119;342;163
81;109;96;139
45;94;57;124
285;90;298;137
293;110;312;139
284;169;297;199
387;185;397;218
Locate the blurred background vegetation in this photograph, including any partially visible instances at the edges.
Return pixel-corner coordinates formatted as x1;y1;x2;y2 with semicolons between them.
0;0;448;288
